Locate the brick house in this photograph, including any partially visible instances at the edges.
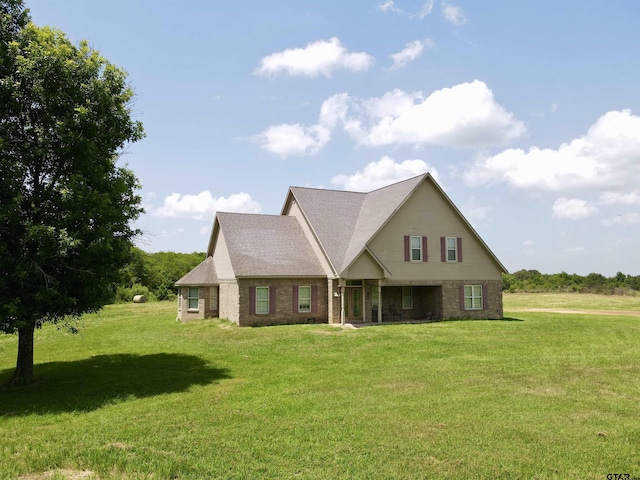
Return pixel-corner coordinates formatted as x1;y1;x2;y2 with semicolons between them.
176;174;507;326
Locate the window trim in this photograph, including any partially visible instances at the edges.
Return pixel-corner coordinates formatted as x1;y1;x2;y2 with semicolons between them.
255;286;270;315
298;286;312;313
463;285;483;310
188;287;199;311
410;236;422;262
402;286;413;310
446;237;458;262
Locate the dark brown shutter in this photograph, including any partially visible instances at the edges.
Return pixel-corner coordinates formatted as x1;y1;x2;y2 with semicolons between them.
311;286;318;313
249;286;256;315
269;287;276;314
482;284;488;310
459;285;465;311
440;237;446;262
422;236;428;262
457;237;463;262
404;235;410;261
292;286;298;313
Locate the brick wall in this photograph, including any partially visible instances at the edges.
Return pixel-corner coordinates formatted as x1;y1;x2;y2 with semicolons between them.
238;278;328;327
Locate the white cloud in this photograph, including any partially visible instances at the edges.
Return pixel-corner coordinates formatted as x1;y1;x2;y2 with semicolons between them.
442;3;468;25
153;191;261;220
379;0;434;19
254;80;524;156
390;39;433;69
253;93;347;157
347;80;525;148
252;123;331;157
552;198;597;220
465;109;640;191
254;37;374;78
330;156;439;191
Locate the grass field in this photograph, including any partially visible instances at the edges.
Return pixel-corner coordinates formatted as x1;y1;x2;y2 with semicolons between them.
1;295;639;479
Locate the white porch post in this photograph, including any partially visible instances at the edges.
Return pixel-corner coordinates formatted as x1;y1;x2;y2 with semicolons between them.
340;286;345;325
377;284;382;323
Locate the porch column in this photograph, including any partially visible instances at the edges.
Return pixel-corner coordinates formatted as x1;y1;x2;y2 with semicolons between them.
340;286;345;325
377;284;382;323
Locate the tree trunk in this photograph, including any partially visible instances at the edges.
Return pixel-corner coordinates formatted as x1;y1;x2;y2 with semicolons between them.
9;324;35;386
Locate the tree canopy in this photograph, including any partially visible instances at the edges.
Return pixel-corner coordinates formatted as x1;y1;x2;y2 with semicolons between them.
0;0;144;385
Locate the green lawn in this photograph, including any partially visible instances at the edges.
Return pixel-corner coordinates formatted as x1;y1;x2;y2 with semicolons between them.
1;297;639;479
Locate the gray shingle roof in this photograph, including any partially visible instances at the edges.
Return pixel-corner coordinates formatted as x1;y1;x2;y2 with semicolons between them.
175;256;217;286
290;175;426;274
217;212;325;277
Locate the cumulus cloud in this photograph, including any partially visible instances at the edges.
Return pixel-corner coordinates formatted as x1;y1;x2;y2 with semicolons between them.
346;80;525;148
252;123;331;157
330;156;439;191
464;109;640;191
254;37;374;78
153;191;261;220
390;39;433;69
252;93;347;157
379;0;434;19
552;198;597;220
442;3;468;25
254;80;525;156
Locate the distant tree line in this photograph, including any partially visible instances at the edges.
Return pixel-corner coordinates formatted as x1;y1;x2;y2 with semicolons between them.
115;248;205;302
114;251;640;303
503;270;640;295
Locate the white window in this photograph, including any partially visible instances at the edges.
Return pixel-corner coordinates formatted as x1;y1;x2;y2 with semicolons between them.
410;236;422;261
188;287;199;310
402;286;413;309
464;285;483;310
298;286;311;313
256;286;269;314
446;237;458;262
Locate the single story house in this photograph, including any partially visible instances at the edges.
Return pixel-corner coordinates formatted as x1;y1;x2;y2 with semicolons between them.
176;173;507;326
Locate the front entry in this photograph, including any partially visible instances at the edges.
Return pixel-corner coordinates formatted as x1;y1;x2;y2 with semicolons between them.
344;287;363;322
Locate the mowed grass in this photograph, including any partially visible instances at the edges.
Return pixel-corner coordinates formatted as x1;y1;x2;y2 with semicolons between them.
504;291;640;311
0;297;639;479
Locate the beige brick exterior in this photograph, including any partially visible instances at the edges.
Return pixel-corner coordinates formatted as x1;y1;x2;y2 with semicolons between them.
176;286;219;321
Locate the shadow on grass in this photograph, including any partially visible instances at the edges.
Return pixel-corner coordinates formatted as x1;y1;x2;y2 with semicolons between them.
437;316;525;323
0;353;231;416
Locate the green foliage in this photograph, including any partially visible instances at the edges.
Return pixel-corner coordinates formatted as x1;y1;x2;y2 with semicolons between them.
0;0;144;383
503;269;640;295
117;248;205;302
114;283;155;304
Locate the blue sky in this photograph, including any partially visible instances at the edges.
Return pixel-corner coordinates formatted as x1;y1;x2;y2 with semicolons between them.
27;0;640;276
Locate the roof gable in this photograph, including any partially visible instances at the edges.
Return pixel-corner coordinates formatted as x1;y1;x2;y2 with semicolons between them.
290;174;506;275
175;256;217;286
214;212;325;277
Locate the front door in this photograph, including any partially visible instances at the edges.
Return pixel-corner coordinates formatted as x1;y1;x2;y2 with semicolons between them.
344;287;363;322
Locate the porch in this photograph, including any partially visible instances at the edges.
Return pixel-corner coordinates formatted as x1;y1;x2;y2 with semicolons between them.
333;280;443;324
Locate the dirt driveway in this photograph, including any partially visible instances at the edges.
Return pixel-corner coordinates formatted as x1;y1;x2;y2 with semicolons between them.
507;308;640;317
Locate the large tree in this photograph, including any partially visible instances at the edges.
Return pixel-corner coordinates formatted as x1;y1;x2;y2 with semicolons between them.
0;0;145;385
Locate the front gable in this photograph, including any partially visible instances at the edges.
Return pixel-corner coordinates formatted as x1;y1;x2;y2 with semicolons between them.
367;176;505;281
342;249;386;279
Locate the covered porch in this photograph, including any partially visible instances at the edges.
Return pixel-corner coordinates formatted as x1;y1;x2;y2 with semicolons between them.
332;279;443;324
